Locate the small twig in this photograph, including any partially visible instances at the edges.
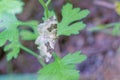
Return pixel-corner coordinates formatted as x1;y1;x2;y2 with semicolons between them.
94;0;115;9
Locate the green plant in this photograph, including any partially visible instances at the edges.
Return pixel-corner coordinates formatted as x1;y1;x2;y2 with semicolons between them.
38;52;86;80
88;22;120;36
57;3;89;36
0;0;39;61
0;0;89;80
88;1;120;36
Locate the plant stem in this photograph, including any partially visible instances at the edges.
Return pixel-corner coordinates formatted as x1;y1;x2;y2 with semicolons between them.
20;44;46;67
18;20;38;27
46;0;51;7
39;0;49;18
38;58;46;67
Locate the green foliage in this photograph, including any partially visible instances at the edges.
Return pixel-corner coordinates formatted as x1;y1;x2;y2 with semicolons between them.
0;0;23;60
0;13;38;60
39;0;52;20
38;52;86;80
0;0;89;80
42;10;55;21
57;3;89;36
39;0;55;21
0;0;38;61
88;22;120;36
20;30;38;40
19;20;39;40
0;13;19;46
0;13;20;60
0;0;24;14
109;22;120;36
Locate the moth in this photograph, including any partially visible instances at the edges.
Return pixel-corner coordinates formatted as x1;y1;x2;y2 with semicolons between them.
35;16;57;62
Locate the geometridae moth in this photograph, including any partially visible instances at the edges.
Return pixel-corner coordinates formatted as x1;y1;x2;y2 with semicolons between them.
35;16;57;62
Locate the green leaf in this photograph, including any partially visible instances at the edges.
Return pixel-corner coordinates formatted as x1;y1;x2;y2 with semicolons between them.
0;13;20;60
0;12;39;60
5;40;20;61
0;13;19;43
38;51;86;80
61;51;87;65
0;0;38;60
111;23;120;36
20;30;38;40
0;0;24;14
19;20;39;40
57;3;89;36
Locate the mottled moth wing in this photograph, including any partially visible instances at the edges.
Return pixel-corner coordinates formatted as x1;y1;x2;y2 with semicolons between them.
35;16;57;62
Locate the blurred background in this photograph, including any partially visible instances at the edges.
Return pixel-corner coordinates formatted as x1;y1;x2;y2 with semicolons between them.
0;0;120;80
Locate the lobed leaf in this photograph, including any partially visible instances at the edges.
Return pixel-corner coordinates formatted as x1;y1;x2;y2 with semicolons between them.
5;40;20;61
38;51;86;80
0;13;21;60
0;0;24;14
57;3;89;36
61;51;87;65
